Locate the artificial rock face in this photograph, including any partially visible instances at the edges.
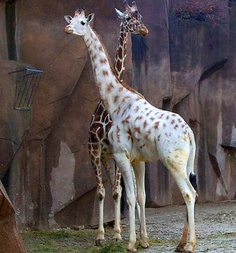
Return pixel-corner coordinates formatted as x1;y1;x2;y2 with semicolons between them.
0;0;235;230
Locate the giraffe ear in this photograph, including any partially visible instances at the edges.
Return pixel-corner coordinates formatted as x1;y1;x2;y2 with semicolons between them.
115;8;124;19
87;13;95;24
64;15;72;24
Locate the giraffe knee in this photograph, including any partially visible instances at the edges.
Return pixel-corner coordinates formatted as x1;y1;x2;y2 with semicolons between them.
97;187;105;200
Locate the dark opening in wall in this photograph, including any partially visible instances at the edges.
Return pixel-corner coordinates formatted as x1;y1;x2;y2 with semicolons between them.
5;0;17;60
162;97;171;110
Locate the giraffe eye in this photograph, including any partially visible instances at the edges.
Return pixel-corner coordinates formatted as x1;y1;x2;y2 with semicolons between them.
81;21;86;25
126;16;131;21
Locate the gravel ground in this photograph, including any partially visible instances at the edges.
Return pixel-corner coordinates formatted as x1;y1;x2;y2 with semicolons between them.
121;201;236;252
22;201;236;253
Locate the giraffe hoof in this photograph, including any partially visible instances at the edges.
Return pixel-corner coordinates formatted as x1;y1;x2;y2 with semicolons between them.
112;236;122;242
139;238;149;249
95;239;106;246
175;246;193;253
127;243;137;252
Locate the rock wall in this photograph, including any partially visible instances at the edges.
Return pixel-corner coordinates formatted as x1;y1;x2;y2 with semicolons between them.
0;0;235;229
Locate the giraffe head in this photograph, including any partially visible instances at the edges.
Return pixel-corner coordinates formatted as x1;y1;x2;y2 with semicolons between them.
115;1;148;36
64;8;94;36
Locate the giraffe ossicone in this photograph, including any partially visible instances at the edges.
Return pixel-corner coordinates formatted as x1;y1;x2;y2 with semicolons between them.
65;7;198;253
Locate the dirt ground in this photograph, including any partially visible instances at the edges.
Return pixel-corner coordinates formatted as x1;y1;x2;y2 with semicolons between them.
22;201;236;253
135;200;236;252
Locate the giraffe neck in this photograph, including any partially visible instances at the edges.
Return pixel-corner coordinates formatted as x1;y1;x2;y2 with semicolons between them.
84;26;128;116
114;24;129;81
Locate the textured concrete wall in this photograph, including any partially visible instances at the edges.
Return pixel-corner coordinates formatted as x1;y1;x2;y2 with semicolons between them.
0;0;235;230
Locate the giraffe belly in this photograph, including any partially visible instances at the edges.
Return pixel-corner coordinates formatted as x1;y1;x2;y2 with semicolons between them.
130;140;159;162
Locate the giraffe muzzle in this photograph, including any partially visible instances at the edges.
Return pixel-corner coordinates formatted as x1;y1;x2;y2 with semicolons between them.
65;26;73;34
140;27;149;36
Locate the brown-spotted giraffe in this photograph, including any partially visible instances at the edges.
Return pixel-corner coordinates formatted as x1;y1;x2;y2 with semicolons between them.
64;8;198;253
87;1;148;246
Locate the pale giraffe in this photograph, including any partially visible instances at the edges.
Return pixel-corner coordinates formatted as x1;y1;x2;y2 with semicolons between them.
87;1;148;246
64;8;198;253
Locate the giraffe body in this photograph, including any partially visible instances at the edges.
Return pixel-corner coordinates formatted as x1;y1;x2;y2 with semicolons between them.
65;8;197;253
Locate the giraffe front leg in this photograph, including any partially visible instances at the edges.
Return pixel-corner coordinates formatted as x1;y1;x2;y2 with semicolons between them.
112;170;122;242
113;153;137;252
95;185;106;246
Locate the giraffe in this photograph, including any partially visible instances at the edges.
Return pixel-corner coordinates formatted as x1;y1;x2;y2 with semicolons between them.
87;1;148;246
64;8;198;253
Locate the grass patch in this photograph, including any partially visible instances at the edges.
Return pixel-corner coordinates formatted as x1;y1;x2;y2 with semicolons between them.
21;228;128;253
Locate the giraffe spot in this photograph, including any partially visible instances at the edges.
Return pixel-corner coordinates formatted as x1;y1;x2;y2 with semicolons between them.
157;134;161;141
116;59;122;72
100;58;107;64
128;103;132;109
113;95;120;103
166;115;169;120
119;87;124;92
135;115;143;121
122;96;130;102
150;117;155;121
122;116;130;124
140;144;146;149
103;70;109;76
135;106;140;112
171;119;175;124
145;130;151;139
163;123;167;128
99;46;103;51
147;110;153;116
154;122;160;129
143;120;148;128
174;124;179;129
134;127;141;134
178;118;182;123
107;82;114;92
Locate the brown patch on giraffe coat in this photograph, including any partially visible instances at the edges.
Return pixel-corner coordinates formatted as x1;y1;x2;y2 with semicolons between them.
100;58;107;64
135;115;143;121
157;134;161;141
143;120;148;128
134;127;141;134
107;82;114;92
113;95;120;103
122;96;130;103
146;110;153;116
171;119;175;124
154;121;160;129
139;143;146;149
135;106;140;112
122;115;130;124
116;58;122;73
174;124;179;130
103;70;109;76
145;130;151;139
119;87;124;92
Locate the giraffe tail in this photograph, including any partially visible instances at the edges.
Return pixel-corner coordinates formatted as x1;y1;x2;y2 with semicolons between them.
187;129;198;193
